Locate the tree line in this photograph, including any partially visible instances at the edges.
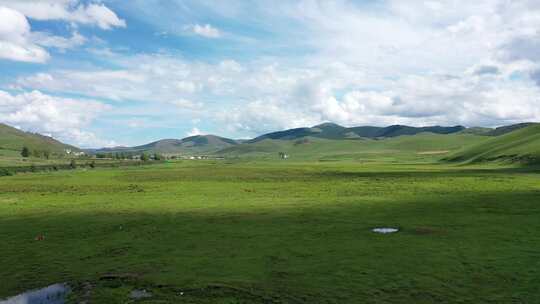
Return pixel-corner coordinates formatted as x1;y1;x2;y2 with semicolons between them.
20;146;52;159
95;152;164;161
20;146;164;161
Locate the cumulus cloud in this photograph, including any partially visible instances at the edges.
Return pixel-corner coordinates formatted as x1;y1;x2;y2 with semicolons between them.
0;7;49;63
186;127;206;137
219;65;540;134
0;5;90;63
170;99;203;110
8;1;540;139
14;55;233;102
0;0;125;30
13;49;540;137
185;24;221;38
32;31;87;51
0;90;112;147
472;65;500;75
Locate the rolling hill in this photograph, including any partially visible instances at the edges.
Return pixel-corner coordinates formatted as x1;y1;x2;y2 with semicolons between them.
249;123;466;142
445;123;540;164
85;122;540;161
218;132;490;161
89;135;239;155
0;123;78;157
484;122;537;136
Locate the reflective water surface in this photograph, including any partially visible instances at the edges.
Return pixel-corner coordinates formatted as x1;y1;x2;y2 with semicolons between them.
0;284;70;304
372;227;399;234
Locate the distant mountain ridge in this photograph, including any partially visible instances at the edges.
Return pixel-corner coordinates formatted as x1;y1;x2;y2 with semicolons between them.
86;122;540;155
249;123;466;142
2;121;537;158
88;134;239;154
484;122;536;136
445;123;540;164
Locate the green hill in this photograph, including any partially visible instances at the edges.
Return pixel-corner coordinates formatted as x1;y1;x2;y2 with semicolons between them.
484;122;536;136
459;127;493;135
0;123;77;158
445;124;540;164
218;132;488;162
249;123;466;142
90;135;238;155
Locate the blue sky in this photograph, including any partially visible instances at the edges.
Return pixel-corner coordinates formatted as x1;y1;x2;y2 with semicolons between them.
1;0;540;148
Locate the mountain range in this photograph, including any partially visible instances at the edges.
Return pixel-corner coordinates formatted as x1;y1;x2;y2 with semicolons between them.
86;135;238;155
1;121;539;164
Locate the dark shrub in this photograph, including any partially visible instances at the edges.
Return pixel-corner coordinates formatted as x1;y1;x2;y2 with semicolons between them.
0;168;13;176
21;146;30;158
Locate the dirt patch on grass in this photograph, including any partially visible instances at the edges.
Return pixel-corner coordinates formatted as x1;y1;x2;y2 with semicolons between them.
416;150;450;155
411;226;445;235
69;277;309;304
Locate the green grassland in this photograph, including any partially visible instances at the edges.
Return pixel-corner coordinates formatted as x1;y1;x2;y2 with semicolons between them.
0;123;77;155
219;133;490;162
0;123;80;167
447;124;540;164
1;160;540;303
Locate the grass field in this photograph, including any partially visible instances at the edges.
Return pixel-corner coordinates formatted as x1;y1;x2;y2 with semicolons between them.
218;133;489;162
1;160;540;303
447;124;540;164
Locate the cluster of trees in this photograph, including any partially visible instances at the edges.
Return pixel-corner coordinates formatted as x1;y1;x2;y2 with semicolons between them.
95;152;134;159
140;153;165;161
95;152;165;161
20;146;165;162
21;147;51;159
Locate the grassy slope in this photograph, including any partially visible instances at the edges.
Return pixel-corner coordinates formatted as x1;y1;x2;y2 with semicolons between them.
250;123;466;143
1;161;539;303
446;124;540;164
91;135;238;155
0;123;80;166
0;123;76;154
219;133;489;162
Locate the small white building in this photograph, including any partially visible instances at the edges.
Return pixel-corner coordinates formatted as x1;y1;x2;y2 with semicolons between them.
65;149;86;157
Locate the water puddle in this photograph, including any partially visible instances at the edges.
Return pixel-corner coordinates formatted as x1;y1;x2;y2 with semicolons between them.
372;227;399;234
0;283;70;304
130;289;152;300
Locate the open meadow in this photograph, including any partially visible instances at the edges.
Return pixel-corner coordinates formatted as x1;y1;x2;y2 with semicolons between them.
3;1;540;302
1;160;540;303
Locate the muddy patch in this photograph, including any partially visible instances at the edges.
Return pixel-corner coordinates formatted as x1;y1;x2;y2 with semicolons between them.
129;289;152;299
69;277;307;304
0;283;70;304
412;226;444;235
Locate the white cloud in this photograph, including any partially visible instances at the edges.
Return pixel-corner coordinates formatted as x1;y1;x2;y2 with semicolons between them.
0;0;126;30
0;6;49;63
76;3;126;30
32;31;86;51
186;127;205;137
170;98;203;110
0;5;89;63
14;55;235;102
14;48;540;137
185;24;221;38
0;90;112;147
8;1;540;139
174;81;200;93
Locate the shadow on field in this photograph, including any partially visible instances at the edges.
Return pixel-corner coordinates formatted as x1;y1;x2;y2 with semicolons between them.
1;187;540;303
